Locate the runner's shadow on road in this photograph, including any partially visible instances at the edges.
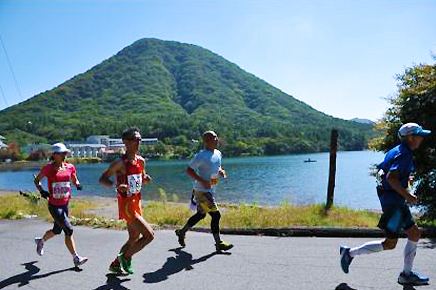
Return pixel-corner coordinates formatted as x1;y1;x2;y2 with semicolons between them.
143;247;230;283
93;274;132;290
335;283;427;290
402;284;430;289
0;261;80;289
335;283;357;290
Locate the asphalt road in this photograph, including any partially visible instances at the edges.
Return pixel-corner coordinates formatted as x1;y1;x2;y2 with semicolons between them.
1;219;435;290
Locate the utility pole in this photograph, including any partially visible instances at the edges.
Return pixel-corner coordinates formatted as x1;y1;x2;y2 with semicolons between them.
325;129;338;210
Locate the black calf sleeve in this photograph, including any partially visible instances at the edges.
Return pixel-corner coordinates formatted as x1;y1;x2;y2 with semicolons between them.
187;211;206;228
209;211;221;234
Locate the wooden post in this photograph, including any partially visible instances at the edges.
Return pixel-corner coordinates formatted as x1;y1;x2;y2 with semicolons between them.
325;129;338;210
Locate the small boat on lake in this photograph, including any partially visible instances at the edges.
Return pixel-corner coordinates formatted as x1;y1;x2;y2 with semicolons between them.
304;158;317;163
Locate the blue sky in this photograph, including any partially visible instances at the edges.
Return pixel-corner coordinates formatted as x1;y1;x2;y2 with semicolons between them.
0;1;435;120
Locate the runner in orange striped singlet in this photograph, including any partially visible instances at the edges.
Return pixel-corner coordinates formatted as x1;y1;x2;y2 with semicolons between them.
99;127;154;275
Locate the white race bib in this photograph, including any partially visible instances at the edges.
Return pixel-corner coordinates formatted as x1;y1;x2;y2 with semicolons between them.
127;174;142;196
52;182;71;199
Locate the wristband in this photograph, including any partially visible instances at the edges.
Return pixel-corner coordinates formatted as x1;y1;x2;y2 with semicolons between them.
39;189;49;199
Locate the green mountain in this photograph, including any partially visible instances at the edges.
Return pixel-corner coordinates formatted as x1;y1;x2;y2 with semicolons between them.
0;38;373;156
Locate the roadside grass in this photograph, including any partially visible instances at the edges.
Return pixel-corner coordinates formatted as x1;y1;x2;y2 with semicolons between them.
416;219;436;228
0;193;117;227
144;201;192;227
0;193;48;219
218;202;380;228
0;193;381;229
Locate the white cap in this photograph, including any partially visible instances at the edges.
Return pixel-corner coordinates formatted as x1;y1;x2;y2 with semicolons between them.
52;143;70;154
398;123;431;139
203;130;217;138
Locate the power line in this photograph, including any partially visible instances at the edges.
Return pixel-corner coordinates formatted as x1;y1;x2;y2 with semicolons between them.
0;81;8;108
0;32;23;102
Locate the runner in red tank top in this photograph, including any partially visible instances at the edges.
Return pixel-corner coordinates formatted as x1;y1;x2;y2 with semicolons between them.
33;143;88;267
99;126;154;275
116;154;144;224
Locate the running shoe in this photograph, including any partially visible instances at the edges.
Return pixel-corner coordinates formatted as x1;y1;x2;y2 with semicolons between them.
34;237;44;256
398;271;429;285
73;255;88;267
216;240;234;252
118;254;134;275
340;246;353;274
109;260;126;275
175;229;186;247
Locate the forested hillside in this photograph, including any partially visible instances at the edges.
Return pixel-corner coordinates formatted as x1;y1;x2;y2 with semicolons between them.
0;38;373;156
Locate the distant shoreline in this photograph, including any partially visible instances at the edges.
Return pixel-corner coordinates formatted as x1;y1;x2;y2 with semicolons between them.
0;158;102;172
0;161;48;172
0;149;375;172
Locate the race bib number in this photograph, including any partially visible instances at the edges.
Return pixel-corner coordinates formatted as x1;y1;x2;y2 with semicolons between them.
127;174;142;196
52;182;71;200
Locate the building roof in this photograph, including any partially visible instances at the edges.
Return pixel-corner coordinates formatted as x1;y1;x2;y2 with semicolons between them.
23;144;52;149
87;135;110;138
67;144;107;148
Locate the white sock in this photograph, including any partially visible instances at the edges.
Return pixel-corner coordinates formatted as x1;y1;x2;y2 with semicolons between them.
403;240;418;275
349;240;384;257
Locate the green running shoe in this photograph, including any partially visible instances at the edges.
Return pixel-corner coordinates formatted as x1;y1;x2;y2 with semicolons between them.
216;240;234;252
117;254;134;275
109;261;126;275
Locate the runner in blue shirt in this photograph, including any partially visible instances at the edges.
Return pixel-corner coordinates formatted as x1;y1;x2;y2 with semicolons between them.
340;123;431;286
175;131;233;252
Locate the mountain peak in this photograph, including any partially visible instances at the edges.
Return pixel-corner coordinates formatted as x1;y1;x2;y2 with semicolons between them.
350;118;375;125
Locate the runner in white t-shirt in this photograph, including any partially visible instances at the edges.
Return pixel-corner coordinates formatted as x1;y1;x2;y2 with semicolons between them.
175;131;233;252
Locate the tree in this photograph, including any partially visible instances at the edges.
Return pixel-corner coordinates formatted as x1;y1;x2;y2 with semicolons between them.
372;61;436;220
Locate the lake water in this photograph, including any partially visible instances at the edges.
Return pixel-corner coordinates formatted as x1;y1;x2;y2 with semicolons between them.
0;151;385;209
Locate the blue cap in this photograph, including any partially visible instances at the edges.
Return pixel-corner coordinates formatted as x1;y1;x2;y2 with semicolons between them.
398;123;431;138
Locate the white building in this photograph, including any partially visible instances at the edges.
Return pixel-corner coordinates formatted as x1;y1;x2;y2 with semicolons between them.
66;144;106;158
62;135;159;158
85;135;108;145
0;142;7;149
85;135;158;149
0;135;8;149
143;138;159;146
